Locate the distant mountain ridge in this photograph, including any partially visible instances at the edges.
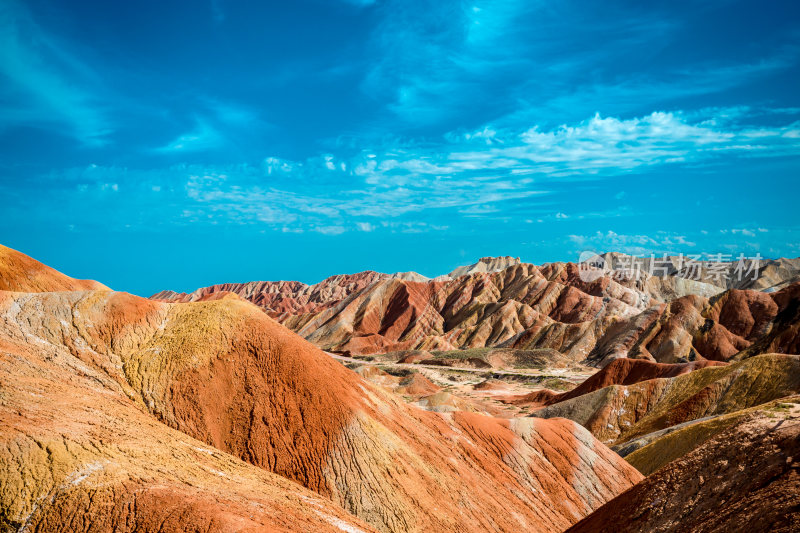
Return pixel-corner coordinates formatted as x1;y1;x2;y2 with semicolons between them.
447;256;522;278
150;256;524;307
2;243;799;531
152;254;800;364
0;244;642;532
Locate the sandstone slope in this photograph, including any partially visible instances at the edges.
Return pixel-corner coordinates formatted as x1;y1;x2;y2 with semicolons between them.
622;396;800;475
0;244;109;292
0;288;642;532
506;358;727;408
567;399;800;532
586;282;800;366
280;262;654;357
0;296;376;532
529;354;800;445
151;255;800;367
447;256;522;278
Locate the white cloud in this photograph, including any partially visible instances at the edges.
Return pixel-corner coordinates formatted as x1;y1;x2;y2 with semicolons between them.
0;0;110;144
156;121;223;153
342;109;800;189
316;225;346;235
34;108;800;237
568;230;698;256
508;111;797;174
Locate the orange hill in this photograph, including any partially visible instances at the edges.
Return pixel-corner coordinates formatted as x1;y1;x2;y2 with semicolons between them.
0;244;109;292
152;256;800;365
0;274;642;532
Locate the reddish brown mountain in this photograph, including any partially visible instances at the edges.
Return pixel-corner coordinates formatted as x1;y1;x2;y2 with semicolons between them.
567;401;800;532
527;354;800;446
587;281;800;366
507;358;727;408
152;256;800;365
151;270;388;314
0;244;109;292
1;285;642;532
0;296;377;532
4;245;800;532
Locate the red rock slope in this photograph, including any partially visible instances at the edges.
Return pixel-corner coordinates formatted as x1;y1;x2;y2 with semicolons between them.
567;402;800;532
586;282;800;365
0;244;109;292
278;262;651;357
507;358;727;408
0;286;642;532
152;260;662;357
151;255;800;364
0;302;376;532
529;354;800;446
151;270;388;314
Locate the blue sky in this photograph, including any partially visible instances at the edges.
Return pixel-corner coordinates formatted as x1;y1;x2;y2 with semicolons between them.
1;0;799;295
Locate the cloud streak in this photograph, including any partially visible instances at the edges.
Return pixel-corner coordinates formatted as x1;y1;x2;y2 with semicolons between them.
359;108;800;184
358;0;799;136
156;121;224;153
31;107;800;236
0;0;110;144
566;226;800;260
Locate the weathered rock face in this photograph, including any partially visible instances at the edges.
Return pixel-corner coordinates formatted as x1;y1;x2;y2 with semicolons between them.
586;282;800;366
5;245;800;531
157;261;654;359
506;358;727;409
0;288;642;533
0;244;109;292
567;402;800;533
151;255;800;364
151;270;388;315
529;354;800;446
447;256;522;278
0;296;376;533
622;396;800;476
733;281;800;360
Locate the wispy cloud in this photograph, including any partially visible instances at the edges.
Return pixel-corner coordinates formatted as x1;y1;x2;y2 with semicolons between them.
156;120;224;153
358;0;798;133
0;0;110;144
569;230;697;256
449;109;800;177
36;107;800;236
345;108;799;189
567;226;800;259
154;99;271;154
362;0;539;124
